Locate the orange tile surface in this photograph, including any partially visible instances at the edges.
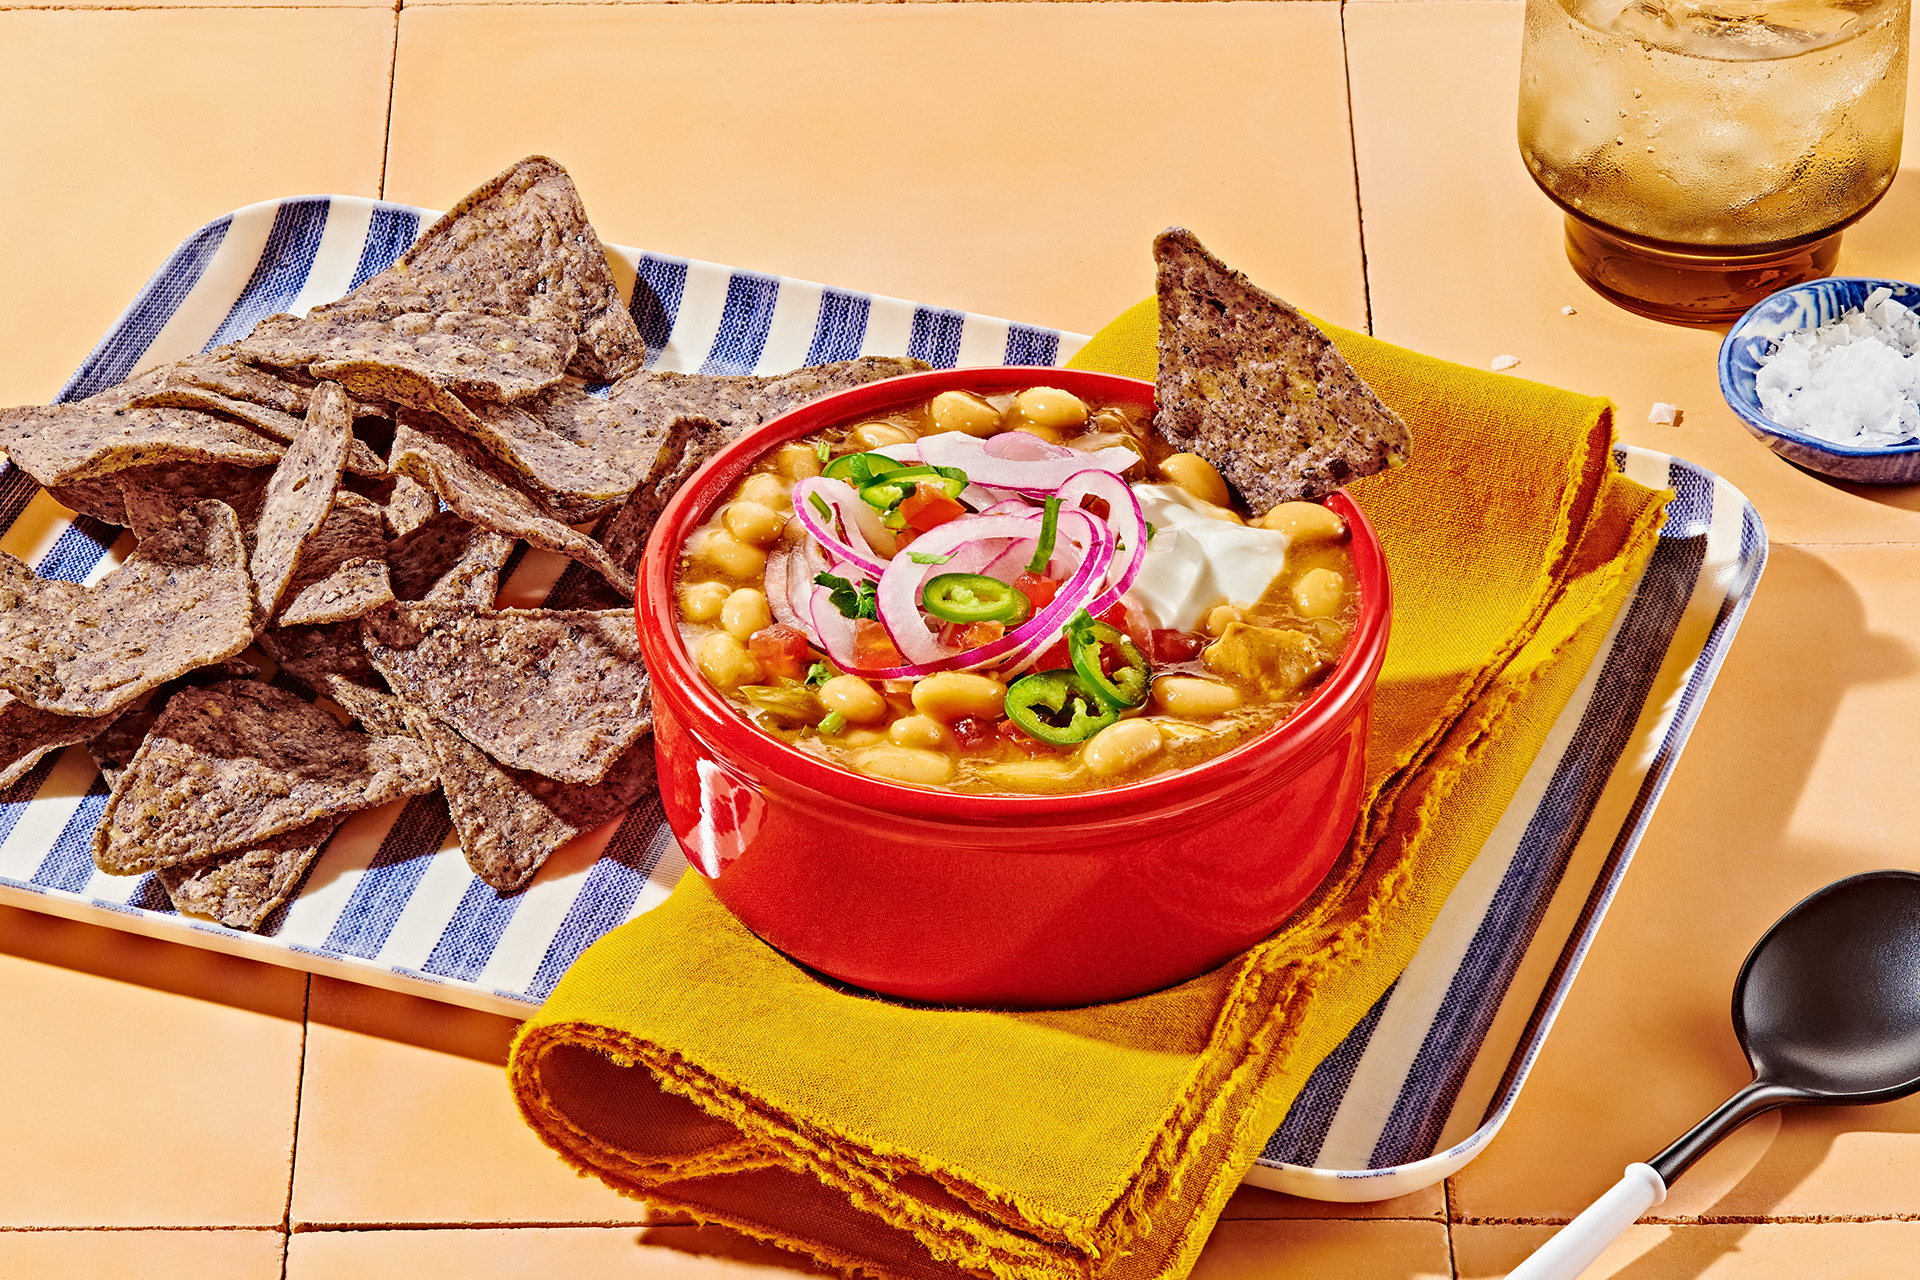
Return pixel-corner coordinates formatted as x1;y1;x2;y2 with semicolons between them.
1448;542;1920;1225
1346;0;1920;547
382;2;1367;338
4;0;1920;1275
291;979;659;1226
0;8;392;407
1455;1222;1920;1278
1191;1220;1453;1279
0;907;306;1227
0;1229;286;1280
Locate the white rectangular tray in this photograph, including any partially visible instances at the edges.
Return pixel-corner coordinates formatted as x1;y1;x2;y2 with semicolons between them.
0;196;1761;1199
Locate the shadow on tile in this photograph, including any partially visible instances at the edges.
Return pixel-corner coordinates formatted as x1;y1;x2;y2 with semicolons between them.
0;904;305;1021
305;975;519;1064
637;1224;840;1276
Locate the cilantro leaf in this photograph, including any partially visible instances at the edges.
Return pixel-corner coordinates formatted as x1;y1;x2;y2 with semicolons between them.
813;571;878;621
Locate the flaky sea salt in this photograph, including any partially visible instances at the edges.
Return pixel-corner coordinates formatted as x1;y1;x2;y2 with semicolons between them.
1491;354;1521;371
1755;288;1920;448
1561;305;1578;316
1649;402;1679;425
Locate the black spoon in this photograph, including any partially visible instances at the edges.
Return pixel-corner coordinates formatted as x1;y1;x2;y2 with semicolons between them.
1507;869;1920;1279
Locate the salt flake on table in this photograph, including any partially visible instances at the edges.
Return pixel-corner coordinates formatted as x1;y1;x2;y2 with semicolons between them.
1649;402;1679;426
1755;287;1920;448
1561;305;1578;316
1490;354;1521;371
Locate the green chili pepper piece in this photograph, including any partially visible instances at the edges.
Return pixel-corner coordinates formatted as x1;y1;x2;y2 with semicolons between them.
1027;497;1062;575
1065;609;1151;710
856;465;968;515
861;481;912;512
921;573;1032;626
824;452;909;487
1004;669;1120;746
817;710;848;736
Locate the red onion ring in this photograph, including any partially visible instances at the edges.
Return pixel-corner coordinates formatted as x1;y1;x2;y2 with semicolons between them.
916;431;1138;495
792;477;891;579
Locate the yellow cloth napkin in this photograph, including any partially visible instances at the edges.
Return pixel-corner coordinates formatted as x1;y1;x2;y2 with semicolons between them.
508;301;1672;1280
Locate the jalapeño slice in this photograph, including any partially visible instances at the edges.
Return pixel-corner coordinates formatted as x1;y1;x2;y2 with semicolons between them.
857;464;969;514
1004;669;1120;746
921;573;1032;626
1065;609;1150;710
823;451;909;487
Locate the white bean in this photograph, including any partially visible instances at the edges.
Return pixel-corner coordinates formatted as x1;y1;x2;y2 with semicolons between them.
720;588;772;641
889;714;956;751
774;442;823;480
736;472;789;510
927;391;1003;438
819;675;888;724
849;421;916;451
1008;387;1089;431
1293;568;1347;619
910;672;1007;722
697;633;762;688
1152;676;1243;718
680;580;731;624
849;744;954;786
1082;718;1162;777
1160;453;1231;508
723;500;785;547
701;530;767;580
1259;501;1346;542
1204;604;1243;638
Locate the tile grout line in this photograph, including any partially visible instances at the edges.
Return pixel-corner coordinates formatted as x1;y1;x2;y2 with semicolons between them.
1337;0;1374;338
279;973;312;1279
1444;1179;1459;1279
378;0;401;201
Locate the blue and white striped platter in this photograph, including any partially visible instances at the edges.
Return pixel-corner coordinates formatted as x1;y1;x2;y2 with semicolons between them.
1252;445;1764;1198
0;195;1762;1201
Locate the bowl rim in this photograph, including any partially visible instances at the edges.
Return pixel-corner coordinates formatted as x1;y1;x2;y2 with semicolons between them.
635;365;1393;822
1718;275;1920;459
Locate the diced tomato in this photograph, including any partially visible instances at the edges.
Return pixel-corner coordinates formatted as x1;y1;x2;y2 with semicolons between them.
1027;597;1129;671
941;620;1005;651
1077;494;1112;520
996;715;1058;755
951;715;998;749
748;624;811;680
854;619;904;669
1014;573;1059;612
899;483;966;533
893;527;920;553
1150;628;1207;663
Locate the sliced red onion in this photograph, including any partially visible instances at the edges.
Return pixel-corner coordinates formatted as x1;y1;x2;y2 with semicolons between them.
1056;469;1148;618
874;513;1058;664
983;432;1078;462
808;583;861;669
764;545;806;632
915;431;1138;494
792;477;890;579
860;508;1111;675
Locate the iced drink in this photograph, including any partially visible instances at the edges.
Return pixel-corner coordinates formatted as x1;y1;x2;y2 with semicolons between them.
1518;0;1909;321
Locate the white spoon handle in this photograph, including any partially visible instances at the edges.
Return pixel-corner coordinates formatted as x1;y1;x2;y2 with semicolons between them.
1505;1163;1667;1280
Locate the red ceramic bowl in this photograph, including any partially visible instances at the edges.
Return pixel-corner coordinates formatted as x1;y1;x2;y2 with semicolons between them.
636;367;1391;1009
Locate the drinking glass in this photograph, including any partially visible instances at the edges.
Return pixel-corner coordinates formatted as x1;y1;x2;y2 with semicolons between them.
1518;0;1911;323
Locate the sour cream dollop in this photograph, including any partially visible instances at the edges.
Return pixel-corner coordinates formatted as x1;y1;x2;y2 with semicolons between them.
1125;484;1290;632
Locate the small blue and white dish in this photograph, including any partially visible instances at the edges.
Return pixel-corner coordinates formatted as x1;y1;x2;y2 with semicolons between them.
1719;276;1920;484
